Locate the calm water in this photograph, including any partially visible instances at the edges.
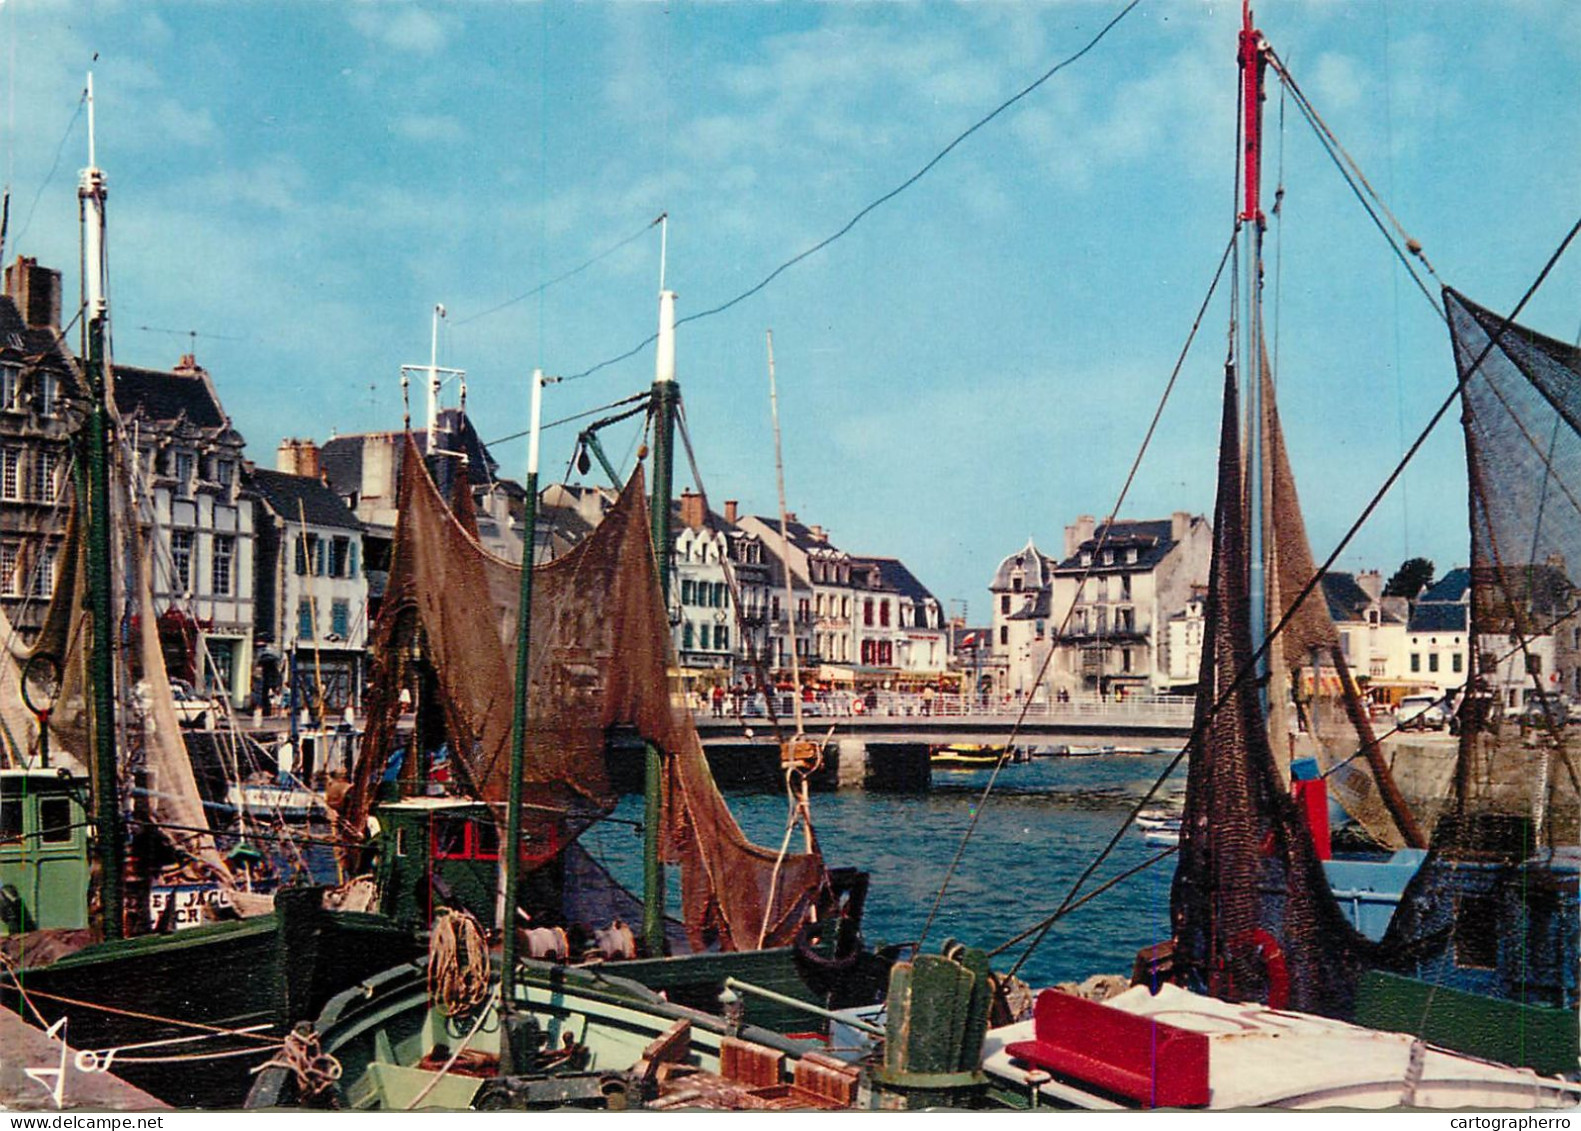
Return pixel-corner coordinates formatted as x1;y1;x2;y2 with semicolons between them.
583;753;1187;991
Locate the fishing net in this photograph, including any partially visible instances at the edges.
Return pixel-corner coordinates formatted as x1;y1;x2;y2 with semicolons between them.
1360;291;1581;1012
1172;366;1377;1016
1261;361;1424;850
1446;288;1581;840
343;439;826;952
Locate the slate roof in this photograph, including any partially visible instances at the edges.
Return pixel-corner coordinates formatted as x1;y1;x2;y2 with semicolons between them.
1418;568;1471;605
855;556;938;606
990;539;1056;592
1054;519;1181;573
0;294;75;375
248;468;363;531
1408;602;1468;634
1321;572;1374;623
113;364;227;429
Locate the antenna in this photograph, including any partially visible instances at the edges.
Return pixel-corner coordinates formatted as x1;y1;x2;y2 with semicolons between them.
657;212;669;293
400;304;464;450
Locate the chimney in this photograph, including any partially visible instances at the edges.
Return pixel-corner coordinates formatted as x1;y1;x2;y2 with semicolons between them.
679;488;705;530
174;353;204;377
1356;569;1383;602
723;499;738;525
1171;511;1191;542
4;257;62;330
277;438;321;480
1064;515;1096;558
783;511;798;526
808;524;827;543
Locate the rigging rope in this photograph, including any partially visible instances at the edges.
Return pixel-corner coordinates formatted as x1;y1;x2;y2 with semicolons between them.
559;0;1143;386
917;228;1236;956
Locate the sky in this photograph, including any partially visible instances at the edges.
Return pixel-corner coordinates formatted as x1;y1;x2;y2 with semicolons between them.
2;0;1578;620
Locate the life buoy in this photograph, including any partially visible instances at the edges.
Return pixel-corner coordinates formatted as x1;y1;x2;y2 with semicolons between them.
1228;927;1289;1010
793;913;861;979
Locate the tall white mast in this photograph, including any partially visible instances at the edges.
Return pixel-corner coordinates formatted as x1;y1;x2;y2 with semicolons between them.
80;73;109;328
427;303;444;452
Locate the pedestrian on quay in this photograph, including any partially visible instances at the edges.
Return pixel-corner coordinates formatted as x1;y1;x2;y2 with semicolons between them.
711;685;725;718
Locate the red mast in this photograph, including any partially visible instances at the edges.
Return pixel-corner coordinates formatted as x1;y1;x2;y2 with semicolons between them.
1238;1;1268;226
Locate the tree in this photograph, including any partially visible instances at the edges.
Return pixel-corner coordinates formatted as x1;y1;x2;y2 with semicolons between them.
1384;556;1435;599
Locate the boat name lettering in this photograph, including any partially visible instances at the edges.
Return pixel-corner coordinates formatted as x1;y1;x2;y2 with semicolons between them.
147;886;226;929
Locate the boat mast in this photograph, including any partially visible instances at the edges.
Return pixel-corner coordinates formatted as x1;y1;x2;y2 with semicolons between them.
501;368;544;1009
1239;2;1270;708
79;73;123;939
643;238;678;956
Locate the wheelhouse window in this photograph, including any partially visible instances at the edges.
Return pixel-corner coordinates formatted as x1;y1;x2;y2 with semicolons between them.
39;797;72;843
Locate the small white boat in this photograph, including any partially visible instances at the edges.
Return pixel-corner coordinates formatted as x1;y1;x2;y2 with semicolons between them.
223;781;328;821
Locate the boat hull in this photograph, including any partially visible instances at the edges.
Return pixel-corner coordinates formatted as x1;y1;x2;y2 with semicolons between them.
0;891;418;1108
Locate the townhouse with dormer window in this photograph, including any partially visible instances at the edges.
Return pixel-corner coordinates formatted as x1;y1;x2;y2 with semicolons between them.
116;355;255;704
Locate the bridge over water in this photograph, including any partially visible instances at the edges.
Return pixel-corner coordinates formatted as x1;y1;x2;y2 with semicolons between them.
692;697;1196;792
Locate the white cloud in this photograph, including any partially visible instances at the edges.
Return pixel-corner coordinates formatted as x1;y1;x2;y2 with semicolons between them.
392;114;463;143
151;99;218;147
350;6;449;56
1309;52;1368;112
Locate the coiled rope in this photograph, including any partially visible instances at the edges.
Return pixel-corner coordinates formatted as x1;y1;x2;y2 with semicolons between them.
428;907;490;1017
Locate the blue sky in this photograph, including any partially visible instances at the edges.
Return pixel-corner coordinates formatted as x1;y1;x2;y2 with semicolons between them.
4;1;1578;617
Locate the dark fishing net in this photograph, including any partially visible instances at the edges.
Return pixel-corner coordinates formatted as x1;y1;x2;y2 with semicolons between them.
342;440;826;952
1370;292;1581;1010
1172;366;1377;1015
1446;288;1581;840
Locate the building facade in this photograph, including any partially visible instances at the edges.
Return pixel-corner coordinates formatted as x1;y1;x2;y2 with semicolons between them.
249;463;369;716
117;356;255;705
0;259;80;641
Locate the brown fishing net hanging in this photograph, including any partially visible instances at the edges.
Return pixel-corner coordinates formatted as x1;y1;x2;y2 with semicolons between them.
1261;360;1427;850
343;438;826;951
1172;366;1376;1016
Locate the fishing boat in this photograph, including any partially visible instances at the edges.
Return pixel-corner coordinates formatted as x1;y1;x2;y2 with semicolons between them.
977;2;1581;1107
930;743;1016;769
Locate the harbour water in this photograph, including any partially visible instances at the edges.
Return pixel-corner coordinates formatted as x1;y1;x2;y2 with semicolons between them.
588;752;1186;992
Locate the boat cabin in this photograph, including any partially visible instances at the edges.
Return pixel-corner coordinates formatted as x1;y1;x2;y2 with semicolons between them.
374;797;505;929
0;769;89;934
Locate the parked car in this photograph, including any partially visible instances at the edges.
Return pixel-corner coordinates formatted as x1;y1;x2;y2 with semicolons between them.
1396;694;1450;732
1519;692;1571;727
